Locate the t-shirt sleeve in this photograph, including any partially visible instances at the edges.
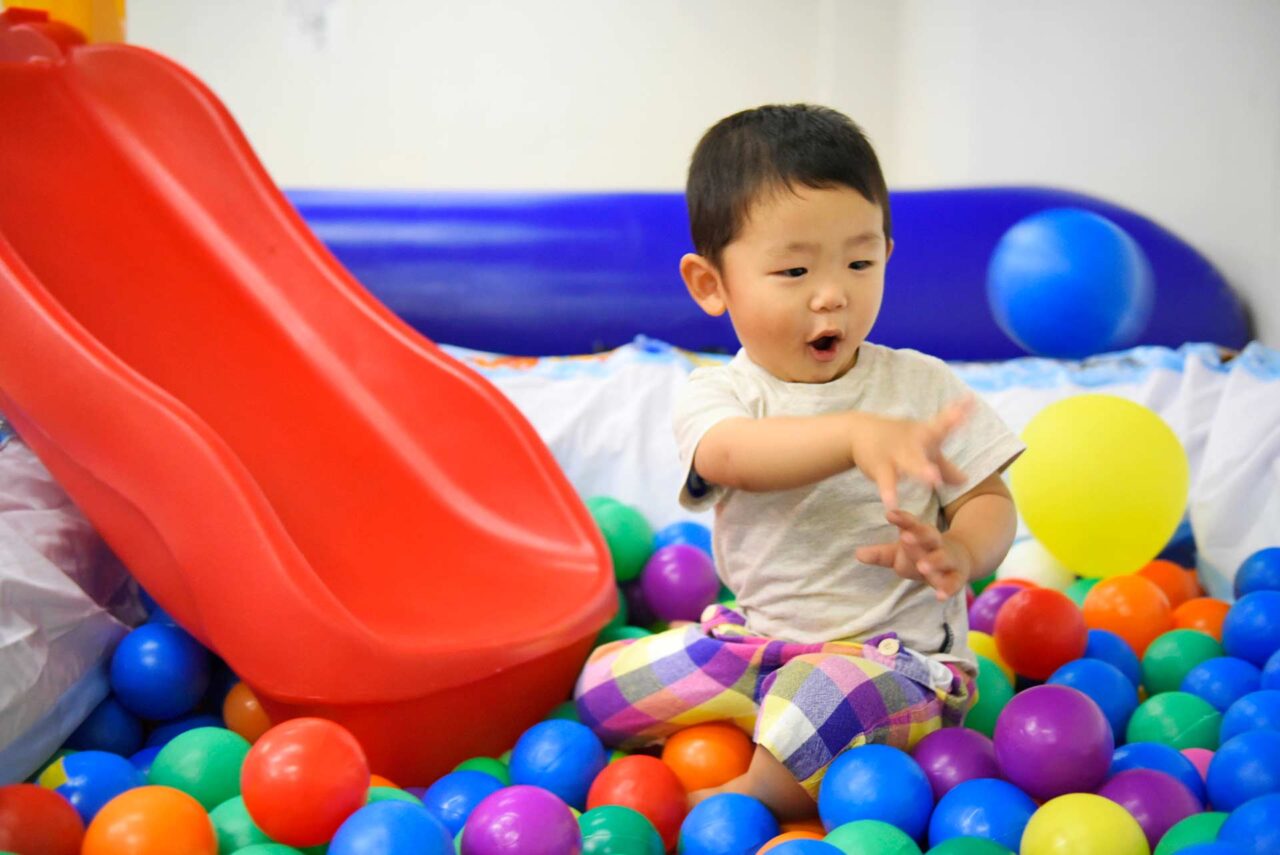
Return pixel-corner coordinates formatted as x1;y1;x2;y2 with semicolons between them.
927;360;1026;507
672;366;752;512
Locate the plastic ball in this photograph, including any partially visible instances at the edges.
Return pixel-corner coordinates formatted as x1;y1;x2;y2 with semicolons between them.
1010;394;1186;578
967;584;1024;635
926;839;1012;855
329;800;452;855
223;682;272;743
677;793;778;855
587;497;653;583
236;846;305;855
509;719;607;809
910;728;999;800
1181;657;1262;712
453;756;510;786
461;785;582;855
1152;812;1228;855
764;839;841;855
994;588;1086;680
1084;628;1143;686
1207;728;1280;811
1235;547;1280;597
639;544;719;622
38;750;145;825
927;778;1035;850
240;717;370;847
1127;691;1221;750
1019;793;1148;855
367;787;419;806
1096;768;1201;849
661;722;754;792
1110;741;1206;806
966;632;1013;684
1217;791;1280;855
759;831;826;853
995;539;1075;591
128;746;162;778
109;623;212;720
1047;658;1138;741
987;208;1153;359
965;655;1014;738
420;771;504;837
586;755;687;851
148;726;251;811
1264;649;1280;690
209;795;272;851
653;520;712;557
1173;597;1231;642
823;819;922;855
579;804;665;855
66;697;144;756
1219;689;1280;742
993;685;1113;800
817;745;933;840
1181;747;1214;782
145;712;224;748
1138;560;1201;609
1142;629;1225;695
1065;577;1100;608
1084;575;1174;656
1222;591;1280;667
82;786;217;855
0;783;84;855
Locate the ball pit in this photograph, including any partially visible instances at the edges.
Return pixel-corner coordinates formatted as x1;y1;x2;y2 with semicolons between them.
1047;657;1139;740
421;770;505;836
1084;627;1143;686
586;755;687;851
640;544;719;622
1019;792;1148;855
1206;729;1280;811
1173;597;1232;642
1234;546;1280;597
1216;791;1280;855
148;726;251;811
1222;591;1280;667
1153;812;1227;855
1110;741;1207;806
1142;629;1225;695
109;622;212;720
1138;559;1201;609
1126;691;1222;750
38;749;145;825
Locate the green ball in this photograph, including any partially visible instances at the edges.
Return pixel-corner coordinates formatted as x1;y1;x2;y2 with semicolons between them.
454;756;510;785
367;785;421;805
608;749;628;763
717;584;735;604
233;846;305;855
604;588;628;632
587;498;653;582
596;625;652;647
211;796;272;852
579;805;665;855
1141;629;1224;695
547;701;580;722
926;837;1014;854
1126;691;1222;749
1151;811;1228;854
965;655;1014;738
1065;577;1100;608
970;574;997;596
825;819;923;855
149;726;251;811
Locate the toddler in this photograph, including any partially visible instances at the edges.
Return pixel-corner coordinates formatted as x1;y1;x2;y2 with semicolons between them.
575;104;1023;822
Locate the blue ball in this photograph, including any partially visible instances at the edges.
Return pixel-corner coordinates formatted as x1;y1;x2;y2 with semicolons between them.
421;770;504;836
1222;591;1280;667
653;520;713;557
144;713;224;748
1176;845;1251;855
329;800;453;855
986;208;1153;359
1047;659;1138;741
66;697;144;756
818;745;934;840
1218;792;1280;855
109;623;211;720
1235;547;1280;598
128;746;162;777
509;719;606;810
1206;730;1280;811
1109;741;1206;805
48;750;146;824
1220;690;1280;742
927;777;1036;850
1182;657;1263;712
1263;649;1280;691
768;842;842;855
678;793;778;855
1084;629;1142;687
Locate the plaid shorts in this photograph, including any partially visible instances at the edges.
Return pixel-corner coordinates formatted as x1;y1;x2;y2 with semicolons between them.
574;604;975;797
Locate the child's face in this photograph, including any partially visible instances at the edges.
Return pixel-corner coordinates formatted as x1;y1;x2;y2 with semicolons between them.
718;185;891;383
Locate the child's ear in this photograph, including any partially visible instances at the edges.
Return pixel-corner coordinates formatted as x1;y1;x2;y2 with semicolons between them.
680;253;727;317
885;238;894;264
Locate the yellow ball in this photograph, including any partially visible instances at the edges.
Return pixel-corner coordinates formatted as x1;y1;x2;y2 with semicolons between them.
968;631;1014;684
1021;793;1150;855
1010;394;1188;579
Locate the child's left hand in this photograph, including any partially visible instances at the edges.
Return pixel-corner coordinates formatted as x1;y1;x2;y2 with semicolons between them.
855;509;973;601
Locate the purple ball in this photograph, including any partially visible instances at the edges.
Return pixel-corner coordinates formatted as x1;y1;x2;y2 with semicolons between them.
639;544;719;622
994;684;1114;800
461;785;582;855
1096;768;1202;849
969;584;1024;634
912;727;1000;800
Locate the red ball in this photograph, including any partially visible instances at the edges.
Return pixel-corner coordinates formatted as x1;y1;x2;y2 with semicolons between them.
0;784;84;855
994;588;1087;680
586;755;687;851
240;717;370;847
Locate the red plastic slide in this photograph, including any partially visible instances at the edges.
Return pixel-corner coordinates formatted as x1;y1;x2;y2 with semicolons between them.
0;11;614;784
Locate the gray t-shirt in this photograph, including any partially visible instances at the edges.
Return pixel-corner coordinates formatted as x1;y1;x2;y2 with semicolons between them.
673;342;1025;668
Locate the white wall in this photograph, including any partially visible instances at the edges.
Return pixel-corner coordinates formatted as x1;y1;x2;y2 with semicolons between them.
128;0;1279;344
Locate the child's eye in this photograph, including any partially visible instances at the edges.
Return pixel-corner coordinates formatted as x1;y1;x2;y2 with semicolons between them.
776;267;808;278
849;261;873;271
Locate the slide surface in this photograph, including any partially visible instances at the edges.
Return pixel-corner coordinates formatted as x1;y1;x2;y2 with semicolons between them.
0;11;613;783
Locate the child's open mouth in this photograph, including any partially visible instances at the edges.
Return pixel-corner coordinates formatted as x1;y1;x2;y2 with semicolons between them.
808;333;841;362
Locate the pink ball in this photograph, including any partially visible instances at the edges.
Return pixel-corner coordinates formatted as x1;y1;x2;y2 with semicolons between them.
1181;747;1213;781
639;545;719;622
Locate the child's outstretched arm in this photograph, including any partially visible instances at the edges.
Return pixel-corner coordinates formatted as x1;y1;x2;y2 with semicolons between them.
694;398;972;509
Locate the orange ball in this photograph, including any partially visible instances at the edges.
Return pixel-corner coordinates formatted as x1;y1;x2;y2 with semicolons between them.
82;786;216;855
759;830;825;852
1173;596;1231;642
1138;560;1202;609
780;817;827;835
222;682;272;743
1082;575;1173;656
660;722;754;792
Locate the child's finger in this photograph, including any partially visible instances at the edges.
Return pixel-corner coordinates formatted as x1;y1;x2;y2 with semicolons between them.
918;549;963;600
870;466;899;511
856;543;898;568
929;397;974;441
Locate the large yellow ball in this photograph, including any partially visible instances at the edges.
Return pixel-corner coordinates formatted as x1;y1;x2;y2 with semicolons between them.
1021;793;1150;855
1010;394;1188;579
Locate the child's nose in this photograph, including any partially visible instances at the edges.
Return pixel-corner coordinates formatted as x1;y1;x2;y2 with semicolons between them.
810;282;848;312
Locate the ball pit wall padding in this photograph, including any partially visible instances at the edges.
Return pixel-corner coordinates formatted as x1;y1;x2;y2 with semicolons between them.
0;14;615;784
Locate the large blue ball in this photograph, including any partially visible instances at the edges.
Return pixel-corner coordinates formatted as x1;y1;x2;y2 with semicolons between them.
928;777;1036;850
47;750;146;824
1263;650;1280;691
1220;690;1280;742
509;719;606;810
1223;592;1280;667
109;623;211;720
678;793;778;855
329;800;453;855
1047;658;1139;741
1084;629;1143;687
421;770;504;836
66;697;144;756
1236;548;1280;597
1218;792;1280;855
1182;657;1263;712
1109;741;1206;806
987;208;1153;359
653;520;713;557
818;745;934;840
1206;730;1280;811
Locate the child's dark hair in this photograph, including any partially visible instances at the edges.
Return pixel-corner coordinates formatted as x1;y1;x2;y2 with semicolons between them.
686;104;891;268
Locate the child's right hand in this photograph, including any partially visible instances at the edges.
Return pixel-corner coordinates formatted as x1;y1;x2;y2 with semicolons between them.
849;398;973;510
